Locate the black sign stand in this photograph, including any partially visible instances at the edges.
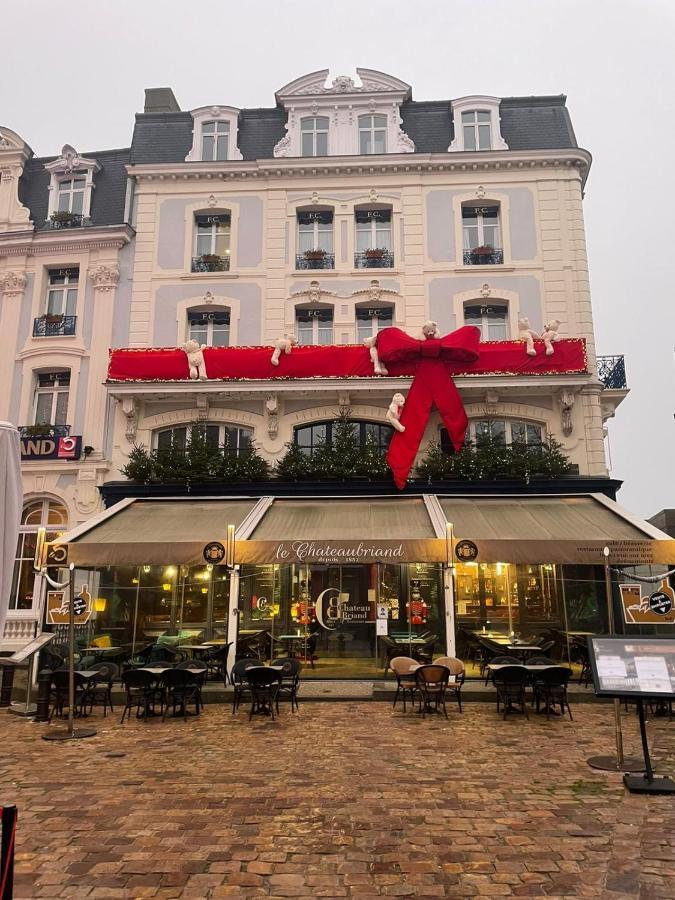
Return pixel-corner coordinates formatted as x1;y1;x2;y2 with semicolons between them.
623;699;675;795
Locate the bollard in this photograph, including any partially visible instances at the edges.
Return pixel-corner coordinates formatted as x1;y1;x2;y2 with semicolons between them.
0;666;15;708
34;669;52;722
0;804;16;900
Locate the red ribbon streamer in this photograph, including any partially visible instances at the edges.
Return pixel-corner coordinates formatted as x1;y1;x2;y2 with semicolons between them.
376;326;481;489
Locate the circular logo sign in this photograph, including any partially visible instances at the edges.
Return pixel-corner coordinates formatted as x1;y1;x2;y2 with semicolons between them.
72;595;87;617
455;539;479;562
648;591;673;616
203;541;226;564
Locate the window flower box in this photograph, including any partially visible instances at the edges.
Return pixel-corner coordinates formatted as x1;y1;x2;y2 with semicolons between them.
303;249;328;261
364;248;388;260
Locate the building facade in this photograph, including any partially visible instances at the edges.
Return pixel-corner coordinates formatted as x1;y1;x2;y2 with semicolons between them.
3;69;649;668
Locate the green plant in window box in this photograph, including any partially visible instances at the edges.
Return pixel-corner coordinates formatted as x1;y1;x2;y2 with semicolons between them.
49;211;80;224
21;423;56;438
364;247;388;260
44;313;65;323
199;253;226;271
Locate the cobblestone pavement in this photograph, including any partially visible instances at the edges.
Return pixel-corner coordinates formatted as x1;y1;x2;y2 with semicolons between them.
1;702;674;899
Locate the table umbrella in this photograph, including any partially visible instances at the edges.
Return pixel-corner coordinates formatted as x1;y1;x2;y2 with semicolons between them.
0;422;22;642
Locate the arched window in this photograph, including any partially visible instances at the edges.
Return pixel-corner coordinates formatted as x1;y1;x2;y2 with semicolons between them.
462;202;502;264
300;116;329;156
463;301;508;340
201;121;229;161
440;419;543;452
358;114;387;154
295;306;333;345
153;423;253;456
294;420;393;457
11;499;69;610
192;211;231;272
187;306;230;347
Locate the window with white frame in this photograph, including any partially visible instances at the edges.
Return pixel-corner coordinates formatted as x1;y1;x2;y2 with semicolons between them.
440;419;543;452
358;114;387;154
295;420;394;457
462;110;492;151
463;302;508;340
297;210;334;254
194;213;231;258
295;306;334;345
462;205;501;251
187;308;230;347
34;371;70;426
356;305;393;341
11;499;69;610
45;268;78;316
301;116;329;156
201;120;229;161
355;208;392;252
56;176;87;214
154;424;253;456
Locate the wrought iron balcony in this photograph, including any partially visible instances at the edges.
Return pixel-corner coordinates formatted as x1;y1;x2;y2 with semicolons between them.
191;255;231;273
354;251;394;269
19;424;71;438
295;253;335;270
43;214;87;229
463;247;504;265
33;315;77;337
597;355;627;389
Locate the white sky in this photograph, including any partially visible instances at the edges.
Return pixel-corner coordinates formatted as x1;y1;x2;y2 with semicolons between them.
2;0;673;518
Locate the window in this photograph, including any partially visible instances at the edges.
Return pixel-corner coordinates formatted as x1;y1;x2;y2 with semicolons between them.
296;210;334;269
56;175;86;214
187;308;230;347
11;499;69;610
193;213;231;271
441;419;543;452
301;116;329;156
462;205;503;264
45;268;78;316
201;121;229;161
355;208;393;267
356;305;393;341
34;371;70;426
462;110;492;151
295;420;394;457
155;424;253;456
464;302;508;340
295;307;333;345
358;114;387;154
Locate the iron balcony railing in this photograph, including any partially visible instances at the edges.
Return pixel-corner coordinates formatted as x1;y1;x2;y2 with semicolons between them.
354;251;394;269
19;424;71;438
295;253;335;270
597;355;627;389
33;315;77;337
191;255;231;273
463;247;504;265
43;214;87;229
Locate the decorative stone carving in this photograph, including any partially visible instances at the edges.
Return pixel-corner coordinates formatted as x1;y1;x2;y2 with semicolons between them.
120;397;138;443
291;280;337;305
484;390;499;417
203;291;214;304
0;132;10;149
0;271;27;296
308;280;321;304
332;76;356;92
89;264;120;292
351;279;399;305
557;389;577;436
265;394;279;438
196;396;210;422
397;130;415;153
310;191;320;204
273;132;291;158
480;283;491;298
338;392;351;407
475;185;486;199
207;194;217;207
369;188;378;203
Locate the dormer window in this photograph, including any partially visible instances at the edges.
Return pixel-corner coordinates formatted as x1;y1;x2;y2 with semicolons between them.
449;96;508;152
56;176;86;214
301;117;329;157
462;111;492;151
201;121;229;161
359;115;387;154
44;144;99;223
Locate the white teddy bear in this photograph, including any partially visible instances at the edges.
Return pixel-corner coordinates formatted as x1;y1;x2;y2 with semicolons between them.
517;317;540;357
363;335;388;375
386;392;406;433
421;320;440;339
271;333;299;366
541;319;561;356
181;339;207;380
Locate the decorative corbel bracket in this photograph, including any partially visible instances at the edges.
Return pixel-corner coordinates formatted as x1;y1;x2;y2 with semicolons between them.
0;270;27;297
120;397;139;443
196;396;210;422
556;388;578;436
265;394;279;438
89;264;120;292
483;390;499;417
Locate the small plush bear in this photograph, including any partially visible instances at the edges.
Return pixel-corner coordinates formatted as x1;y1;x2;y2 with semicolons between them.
271;333;299;366
541;319;561;356
363;335;388;375
181;339;207;380
517;317;540;357
421;320;440;339
386;392;406;433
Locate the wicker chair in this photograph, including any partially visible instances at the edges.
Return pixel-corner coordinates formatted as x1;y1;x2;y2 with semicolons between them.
433;656;466;712
390;656;419;712
415;664;450;719
532;666;573;720
493;665;529;719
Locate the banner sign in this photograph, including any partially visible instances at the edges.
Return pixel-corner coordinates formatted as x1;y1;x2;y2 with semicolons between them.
453;539;675;566
619;580;675;625
236;539;447;566
46;586;92;625
20;435;82;461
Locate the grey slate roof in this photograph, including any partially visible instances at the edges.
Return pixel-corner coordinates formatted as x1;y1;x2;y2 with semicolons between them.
19;148;131;228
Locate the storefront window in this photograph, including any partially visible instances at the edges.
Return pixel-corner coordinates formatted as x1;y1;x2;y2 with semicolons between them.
11;499;68;610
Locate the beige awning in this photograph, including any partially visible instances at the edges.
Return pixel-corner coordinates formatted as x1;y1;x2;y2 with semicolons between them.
63;498;259;566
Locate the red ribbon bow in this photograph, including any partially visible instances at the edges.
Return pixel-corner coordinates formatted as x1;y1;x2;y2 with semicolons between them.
376;325;481;489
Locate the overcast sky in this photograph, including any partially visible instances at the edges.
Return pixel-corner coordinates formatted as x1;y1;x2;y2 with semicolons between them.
2;0;673;519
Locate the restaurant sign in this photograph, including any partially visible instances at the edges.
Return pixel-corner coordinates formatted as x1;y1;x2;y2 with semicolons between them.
46;586;92;625
20;435;82;461
236;539;447;566
452;539;675;566
619;579;675;626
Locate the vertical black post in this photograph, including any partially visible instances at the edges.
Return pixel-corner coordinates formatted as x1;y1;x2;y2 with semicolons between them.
0;667;15;708
636;699;654;783
0;804;17;900
35;669;52;722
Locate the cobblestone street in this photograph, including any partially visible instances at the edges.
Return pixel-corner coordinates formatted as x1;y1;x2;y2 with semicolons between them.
1;703;674;899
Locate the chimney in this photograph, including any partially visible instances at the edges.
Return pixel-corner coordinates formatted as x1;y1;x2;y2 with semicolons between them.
144;88;181;113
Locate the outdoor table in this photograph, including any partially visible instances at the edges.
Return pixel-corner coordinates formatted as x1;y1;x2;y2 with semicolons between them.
138;666;173;675
80;646;118;654
488;664;555;673
177;644;213;658
75;670;100;679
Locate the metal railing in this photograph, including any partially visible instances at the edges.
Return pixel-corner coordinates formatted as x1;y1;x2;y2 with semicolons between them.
354;251;394;269
191;255;231;273
43;214;87;229
597;355;627;389
295;253;335;270
463;248;504;265
33;315;77;337
19;424;71;438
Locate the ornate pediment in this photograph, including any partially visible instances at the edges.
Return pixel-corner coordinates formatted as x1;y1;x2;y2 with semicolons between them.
276;68;411;102
351;279;400;305
44;144;100;176
290;279;337;305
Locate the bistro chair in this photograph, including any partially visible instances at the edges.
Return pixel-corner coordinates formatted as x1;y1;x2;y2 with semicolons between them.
484;655;516;686
381;636;403;675
536;639;555;657
204;643;232;683
231;658;260;714
527;656;554;667
161;668;202;720
390;656;419;712
532;666;573;720
433;656;466;712
49;671;88;721
272;657;302;712
79;662;119;717
176;659;207;694
125;641;158;669
412;635;437;666
415;664;450;719
493;665;530;720
246;667;281;721
120;669;163;723
574;643;593;687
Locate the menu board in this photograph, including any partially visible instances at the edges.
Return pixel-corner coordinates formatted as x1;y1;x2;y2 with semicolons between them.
589;636;675;698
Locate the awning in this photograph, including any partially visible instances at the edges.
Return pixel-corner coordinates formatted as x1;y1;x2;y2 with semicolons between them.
439;496;675;565
62;498;259;566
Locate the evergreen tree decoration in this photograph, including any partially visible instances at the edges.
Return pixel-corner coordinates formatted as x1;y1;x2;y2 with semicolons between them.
356;432;391;478
414;441;451;481
329;407;360;478
537;434;573;477
275;442;313;480
120;444;155;484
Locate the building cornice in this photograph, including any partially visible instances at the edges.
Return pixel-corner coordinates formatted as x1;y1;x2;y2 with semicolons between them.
126;147;592;184
0;223;135;256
